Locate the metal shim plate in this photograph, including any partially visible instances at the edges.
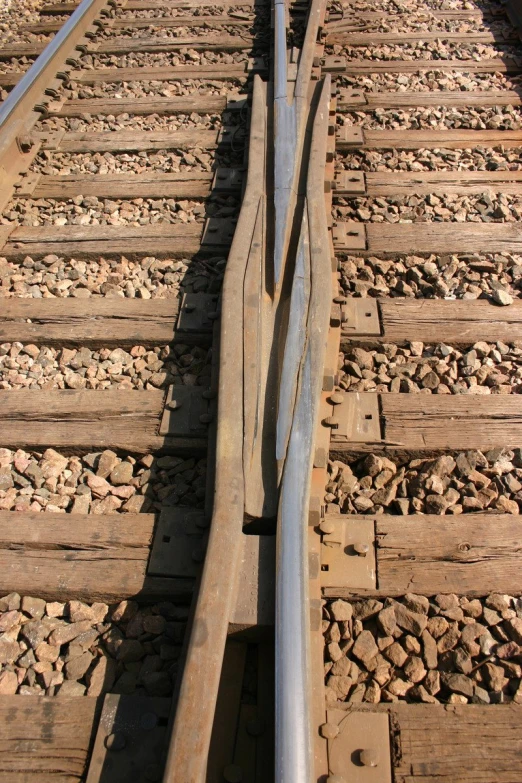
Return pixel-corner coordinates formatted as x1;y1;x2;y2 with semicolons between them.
86;694;170;783
159;385;209;438
327;709;392;783
149;506;206;578
321;517;376;589
342;298;381;336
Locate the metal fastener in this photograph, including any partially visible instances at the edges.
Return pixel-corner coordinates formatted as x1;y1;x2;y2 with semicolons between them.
167;399;182;411
191;546;205;563
320;722;339;740
360;748;379;767
199;413;213;424
354;542;369;557
223;764;243;782
319;520;335;535
104;732;126;751
246;717;265;737
333;295;347;304
140;712;158;731
323;416;339;429
16;135;34;153
329;391;344;405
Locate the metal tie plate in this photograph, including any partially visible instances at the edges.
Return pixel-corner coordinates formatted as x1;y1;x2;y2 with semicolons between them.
321;516;376;589
201;217;237;247
325;710;391;783
177;292;219;334
334;170;366;196
341;298;381;336
159;385;211;438
336;126;364;147
211;167;243;192
332;222;367;251
328;392;382;444
149;506;207;578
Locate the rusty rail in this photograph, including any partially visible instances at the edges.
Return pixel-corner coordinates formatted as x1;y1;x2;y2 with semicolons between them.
162;75;268;783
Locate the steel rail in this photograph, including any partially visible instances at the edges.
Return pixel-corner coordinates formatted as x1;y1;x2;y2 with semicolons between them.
162;75;267;783
0;0;107;131
275;75;332;783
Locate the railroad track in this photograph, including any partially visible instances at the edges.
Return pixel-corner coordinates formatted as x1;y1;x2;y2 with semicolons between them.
1;0;522;780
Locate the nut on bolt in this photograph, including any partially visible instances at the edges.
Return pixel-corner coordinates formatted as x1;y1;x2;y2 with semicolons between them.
17;135;34;153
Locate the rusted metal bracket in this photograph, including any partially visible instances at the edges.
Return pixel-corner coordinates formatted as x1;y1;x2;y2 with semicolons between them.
341;298;381;336
13;171;41;197
338;88;368;107
324;710;392;783
320;516;376;589
159;385;212;438
336;125;364;147
332;222;367;251
86;694;170;783
201;217;237;247
321;54;346;72
334;170;366;195
212;167;243;192
326;391;381;444
149;506;207;578
177;292;219;335
227;93;249;111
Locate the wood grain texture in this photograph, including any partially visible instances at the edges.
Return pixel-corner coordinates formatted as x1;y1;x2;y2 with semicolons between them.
0;696;100;781
72;64;249;84
376;513;522;596
0;298;214;346
348;129;522;150
0;389;207;453
54;95;226;117
25;15;252;32
341;298;522;345
3;223;204;258
331;393;522;451
391;704;522;782
329;58;519;73
366;222;522;253
95;35;253;54
364;170;522;195
29;171;213;199
327;30;517;44
340;90;522;109
45;128;220;153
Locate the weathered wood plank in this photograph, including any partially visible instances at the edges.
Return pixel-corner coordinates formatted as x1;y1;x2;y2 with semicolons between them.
0;696;100;781
331;393;522;451
379;393;522;451
335;704;522;782
0;389;207;453
391;704;522;782
376;513;522;596
322;512;522;597
72;64;249;84
0;44;46;59
380;298;522;344
339;89;522;110
53;94;226;118
0;511;194;602
41;128;221;154
341;298;522;346
24;15;252;32
29;171;213;199
327;30;518;44
363;170;522;196
44;0;261;10
95;35;253;54
2;223;204;258
365;222;522;254
325;57;521;74
0;297;215;347
338;128;522;150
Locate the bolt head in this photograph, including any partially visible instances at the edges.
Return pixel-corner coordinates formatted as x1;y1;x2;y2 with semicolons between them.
320;722;339;740
140;712;158;731
359;748;379;767
191;546;205;563
319;520;335;535
246;717;265;737
329;391;344;405
354;542;370;557
223;764;242;782
104;732;126;751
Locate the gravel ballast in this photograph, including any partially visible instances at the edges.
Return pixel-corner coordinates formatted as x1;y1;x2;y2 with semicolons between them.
324;593;522;705
0;594;188;697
